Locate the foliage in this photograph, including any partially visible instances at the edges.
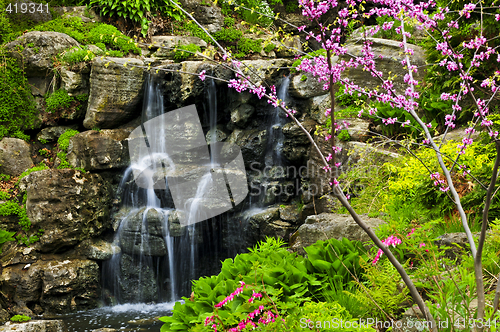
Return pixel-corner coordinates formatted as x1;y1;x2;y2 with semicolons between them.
214;28;243;43
291;49;327;73
184;21;213;43
236;37;262;55
263;43;275;53
284;0;299;13
223;16;235;27
355;259;410;320
0;229;15;253
160;237;368;331
218;0;274;26
45;89;74;113
337;129;350;141
174;43;201;61
87;0;183;36
10;314;31;322
32;17;141;55
57;129;80;152
60;45;98;65
0;48;38;139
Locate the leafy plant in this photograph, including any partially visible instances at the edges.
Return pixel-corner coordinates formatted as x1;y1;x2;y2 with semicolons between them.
87;0;184;36
45;89;74;113
60;45;98;65
0;229;15;253
264;43;275;53
338;129;350;141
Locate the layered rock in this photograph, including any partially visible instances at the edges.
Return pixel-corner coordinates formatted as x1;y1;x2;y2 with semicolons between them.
84;57;145;129
19;169;112;252
66;129;130;170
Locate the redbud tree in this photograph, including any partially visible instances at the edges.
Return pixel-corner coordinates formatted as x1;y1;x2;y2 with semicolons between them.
161;0;500;329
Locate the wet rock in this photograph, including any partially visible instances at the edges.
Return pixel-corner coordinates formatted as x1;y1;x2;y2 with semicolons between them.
0;138;33;176
279;205;302;224
19;169;112;252
206;124;228;143
230;104;255;128
0;320;65;332
290;72;329;99
289;213;385;255
118;253;157;303
76;239;120;261
0;244;40;268
282;119;316;163
228;129;267;167
84;57;145;129
36;125;79;142
66;129;130;170
119;207;168;256
239;59;293;86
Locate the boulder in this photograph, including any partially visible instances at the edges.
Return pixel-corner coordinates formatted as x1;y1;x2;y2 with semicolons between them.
279;204;302;224
274;36;302;58
161;62;213;106
0;259;99;314
343;118;371;142
290;71;329;99
206;124;228;143
289;213;386;255
306;93;330;124
152;36;207;58
239;59;293;86
66;129;130;170
342;38;426;95
118;253;157;303
0;138;33;176
282;119;316;163
5;32;79;95
60;67;89;96
19;169;112;252
0;320;65;332
245;207;295;241
83;57;145;129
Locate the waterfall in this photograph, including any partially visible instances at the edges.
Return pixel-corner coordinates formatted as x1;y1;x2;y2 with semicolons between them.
265;76;290;168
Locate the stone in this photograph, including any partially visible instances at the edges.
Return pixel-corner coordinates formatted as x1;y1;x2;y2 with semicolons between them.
230;104;255;128
161;62;213;106
435;232;473;260
178;0;223;33
76;239;120;260
282;119;316;163
36;125;78;142
206;124;228;143
0;320;65;332
342;38;426;95
84;57;145;129
152;36;207;49
0;138;34;176
306;93;330;124
19;169;112;252
5;32;79;95
274;12;312;33
290;72;329;99
279;205;302;224
60;67;89;95
227;129;268;167
289;213;385;255
274;35;302;58
66;129;130;170
338;141;401;169
0;259;99;314
118;253;157;303
239;59;293;86
343;118;371;142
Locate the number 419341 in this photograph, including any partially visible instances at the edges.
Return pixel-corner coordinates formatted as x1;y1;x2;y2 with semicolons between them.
6;2;49;14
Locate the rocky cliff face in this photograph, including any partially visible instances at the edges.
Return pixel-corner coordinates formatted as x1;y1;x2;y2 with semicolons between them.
0;13;419;321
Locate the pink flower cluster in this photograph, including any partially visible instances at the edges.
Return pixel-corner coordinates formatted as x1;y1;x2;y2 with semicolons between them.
205;282;279;332
372;235;402;264
430;172;449;192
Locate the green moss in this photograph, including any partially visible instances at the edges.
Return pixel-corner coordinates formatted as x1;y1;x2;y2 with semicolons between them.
237;37;262;54
57;129;79;152
45;89;74;113
86;24;141;54
214;27;243;43
60;45;99;65
18;163;49;181
184;21;212;43
264;43;275;53
338;129;351;141
285;0;299;12
0;47;38;140
10;315;31;323
173;43;201;61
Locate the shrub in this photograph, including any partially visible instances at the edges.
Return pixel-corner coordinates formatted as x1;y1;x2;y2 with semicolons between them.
86;24;141;54
0;48;38;139
87;0;183;36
